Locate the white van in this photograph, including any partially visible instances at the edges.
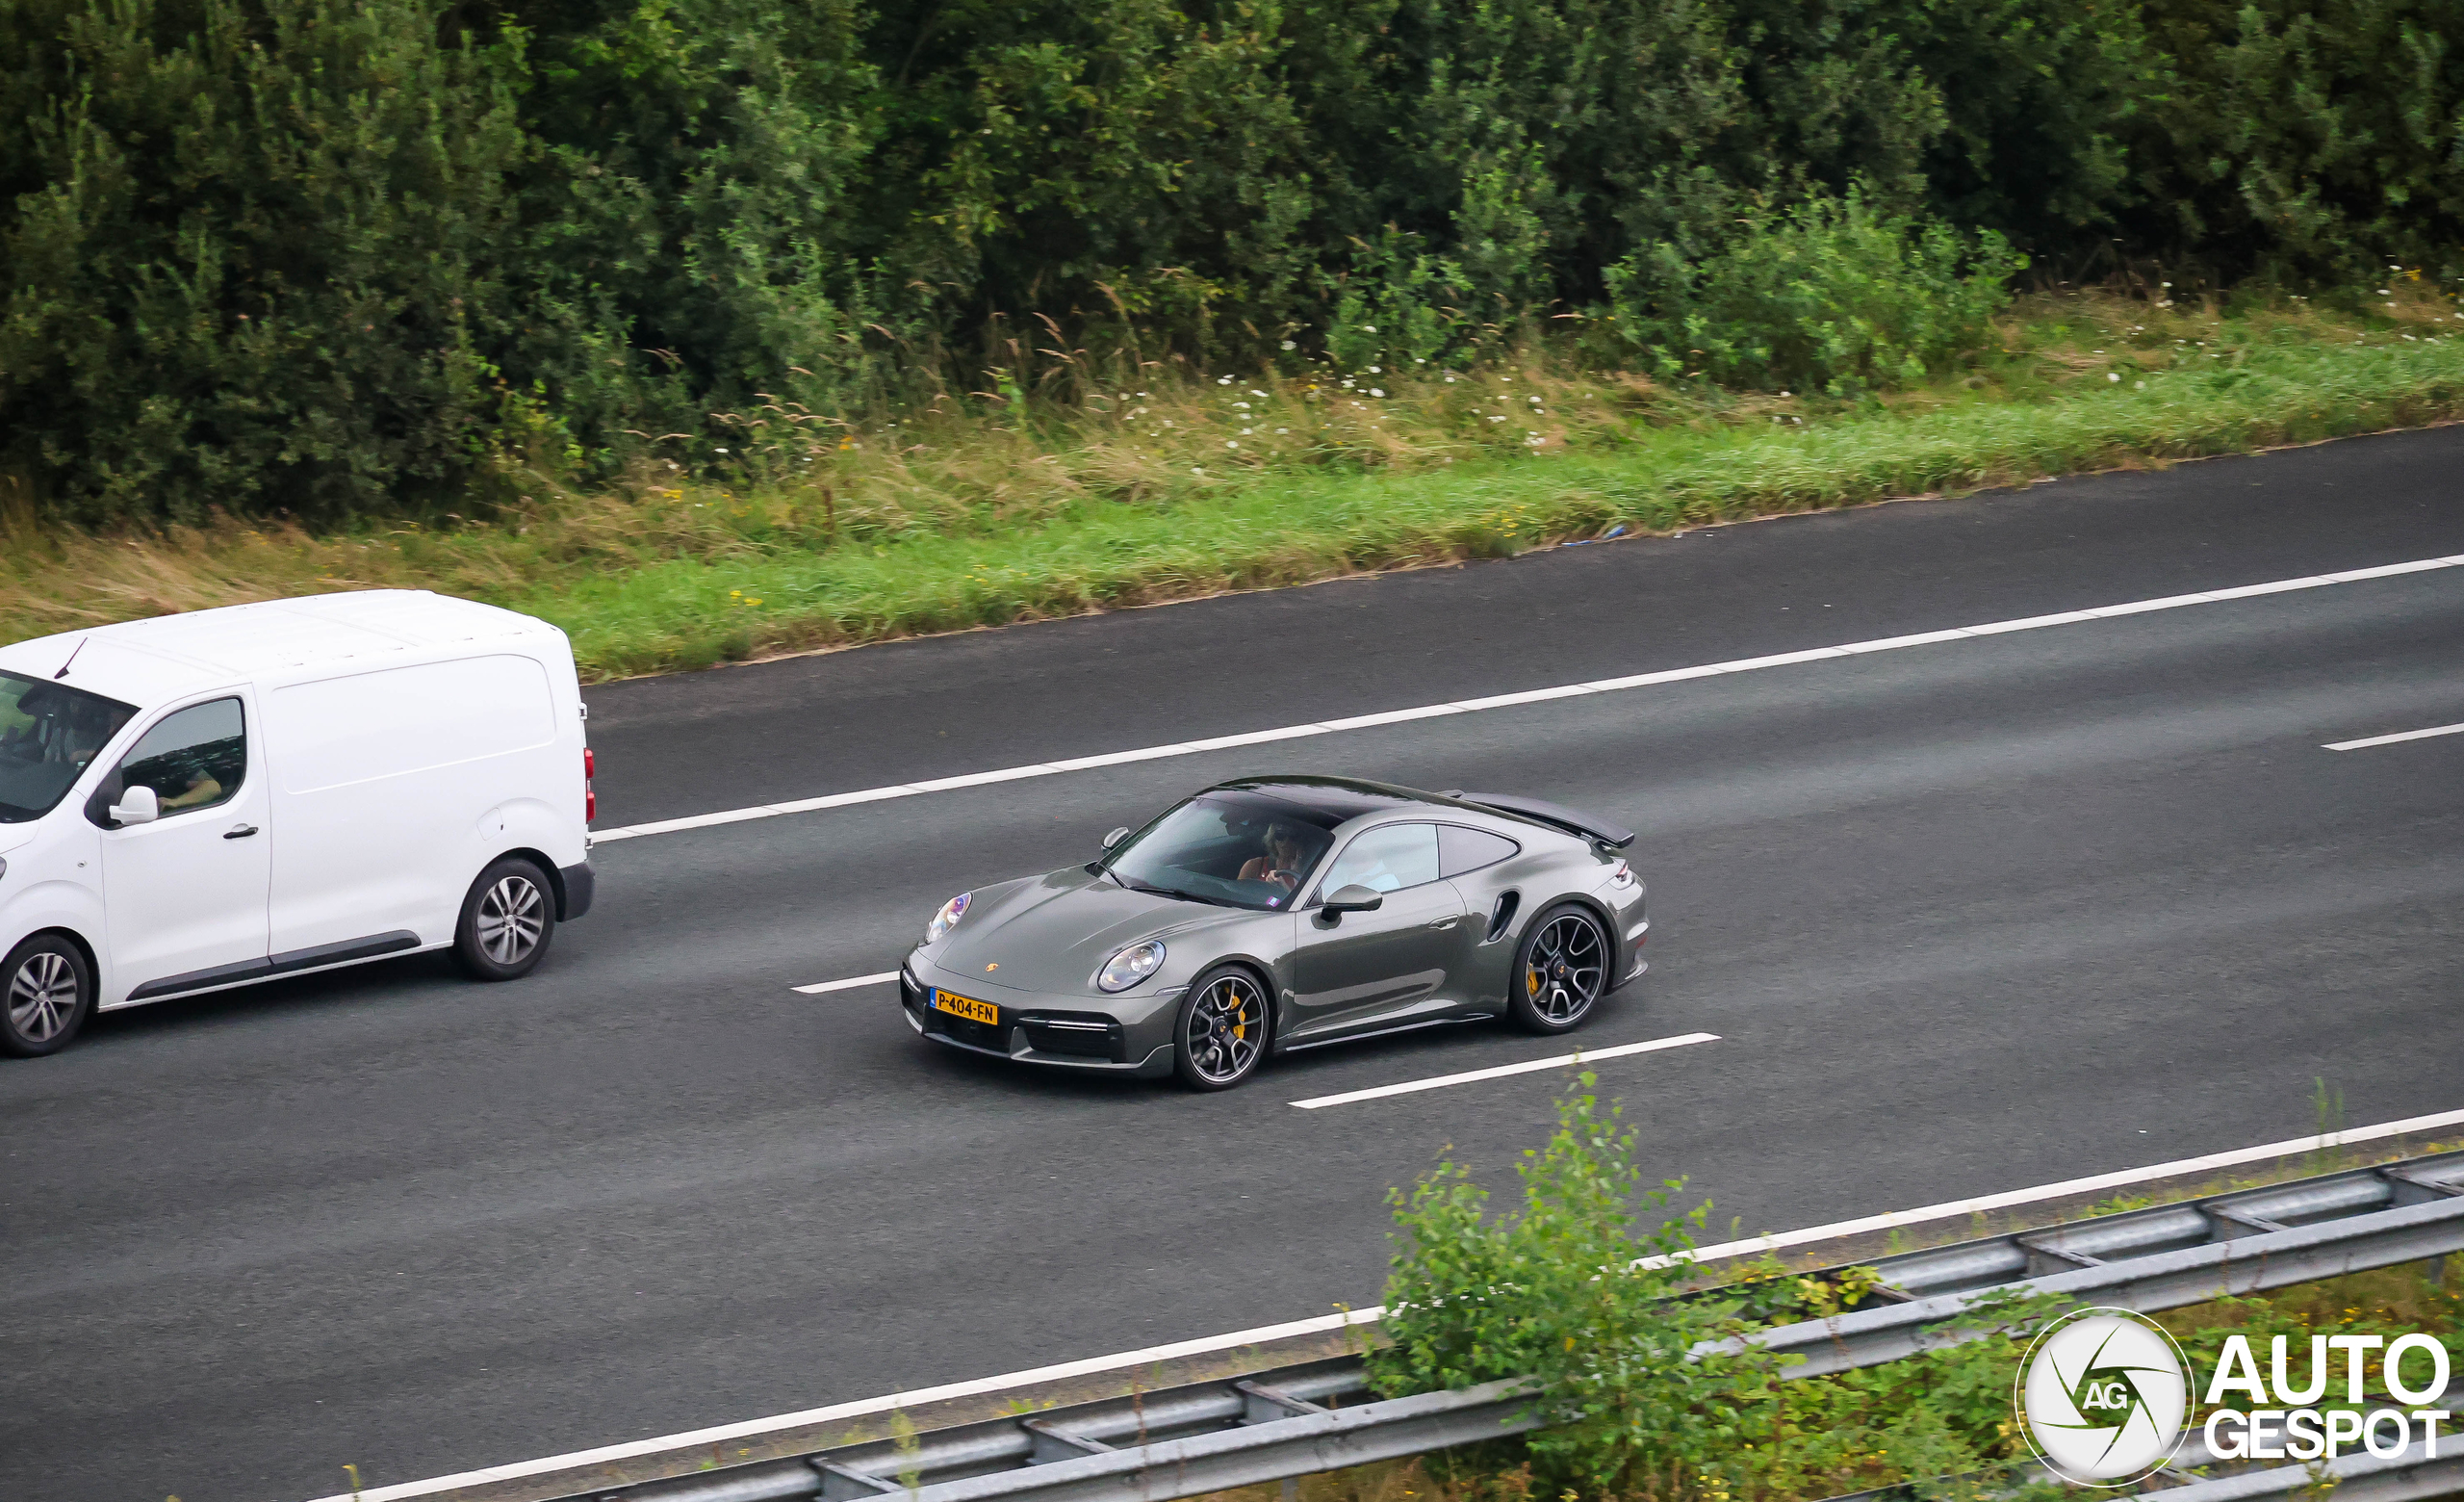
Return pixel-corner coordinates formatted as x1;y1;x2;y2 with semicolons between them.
0;590;594;1056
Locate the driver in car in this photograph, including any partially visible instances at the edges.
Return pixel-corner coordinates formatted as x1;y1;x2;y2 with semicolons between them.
1237;821;1310;893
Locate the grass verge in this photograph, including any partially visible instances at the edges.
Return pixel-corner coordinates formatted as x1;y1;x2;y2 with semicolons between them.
6;291;2462;680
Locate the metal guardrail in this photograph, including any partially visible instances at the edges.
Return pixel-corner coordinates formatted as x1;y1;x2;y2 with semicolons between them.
2139;1437;2464;1502
1860;1147;2464;1299
564;1152;2464;1502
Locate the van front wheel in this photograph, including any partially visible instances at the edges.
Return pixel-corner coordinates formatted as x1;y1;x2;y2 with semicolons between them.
454;858;556;981
1;934;93;1057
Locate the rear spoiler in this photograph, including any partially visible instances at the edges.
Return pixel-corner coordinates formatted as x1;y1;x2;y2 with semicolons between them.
1447;791;1635;850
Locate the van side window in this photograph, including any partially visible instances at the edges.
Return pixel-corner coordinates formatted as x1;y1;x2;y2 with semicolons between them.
1438;824;1521;877
115;698;245;816
1318;822;1441;894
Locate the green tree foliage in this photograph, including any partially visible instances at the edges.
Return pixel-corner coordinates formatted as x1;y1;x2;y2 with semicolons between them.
0;0;526;523
2;0;2459;522
2129;0;2464;284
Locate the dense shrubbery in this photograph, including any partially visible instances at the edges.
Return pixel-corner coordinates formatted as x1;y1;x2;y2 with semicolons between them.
3;0;2461;522
1606;189;2027;394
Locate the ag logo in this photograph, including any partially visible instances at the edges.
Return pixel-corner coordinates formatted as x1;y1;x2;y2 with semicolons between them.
2015;1307;2190;1486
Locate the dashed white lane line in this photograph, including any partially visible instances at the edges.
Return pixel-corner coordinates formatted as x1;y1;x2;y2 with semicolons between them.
2325;720;2464;751
590;553;2464;844
791;971;899;995
307;1101;2464;1502
1289;1032;1721;1108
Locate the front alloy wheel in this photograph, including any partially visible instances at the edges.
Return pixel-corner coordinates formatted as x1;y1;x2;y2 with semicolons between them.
1507;904;1609;1034
1;936;94;1057
1174;967;1269;1091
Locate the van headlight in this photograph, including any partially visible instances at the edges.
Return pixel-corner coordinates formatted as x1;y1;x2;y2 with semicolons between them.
926;892;970;943
1097;941;1165;992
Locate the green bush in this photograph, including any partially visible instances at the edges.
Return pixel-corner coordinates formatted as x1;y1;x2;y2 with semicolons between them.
1371;1079;1779;1493
1607;190;2025;396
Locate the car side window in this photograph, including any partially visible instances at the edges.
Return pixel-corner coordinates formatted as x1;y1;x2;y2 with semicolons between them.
1438;824;1521;877
1319;822;1441;895
114;698;246;816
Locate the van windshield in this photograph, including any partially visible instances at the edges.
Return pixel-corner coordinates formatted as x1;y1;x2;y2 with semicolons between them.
0;670;137;822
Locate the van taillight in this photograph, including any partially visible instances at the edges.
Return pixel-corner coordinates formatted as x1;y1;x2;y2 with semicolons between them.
584;749;595;778
584;748;596;822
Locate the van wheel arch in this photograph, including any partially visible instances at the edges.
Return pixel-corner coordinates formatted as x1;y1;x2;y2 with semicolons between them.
497;847;569;919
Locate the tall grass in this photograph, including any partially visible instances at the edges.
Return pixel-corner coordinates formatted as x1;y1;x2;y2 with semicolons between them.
5;289;2461;680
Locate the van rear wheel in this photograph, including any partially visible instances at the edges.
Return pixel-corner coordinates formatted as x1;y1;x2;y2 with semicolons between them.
454;858;556;981
1;934;93;1057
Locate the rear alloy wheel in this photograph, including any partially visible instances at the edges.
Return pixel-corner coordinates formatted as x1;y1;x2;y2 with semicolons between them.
454;857;556;981
1;935;93;1057
1506;903;1609;1034
1173;966;1270;1091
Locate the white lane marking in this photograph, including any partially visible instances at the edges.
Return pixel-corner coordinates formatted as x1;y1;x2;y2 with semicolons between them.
590;554;2464;844
1290;1032;1721;1109
308;1101;2464;1502
2324;721;2464;751
792;971;899;995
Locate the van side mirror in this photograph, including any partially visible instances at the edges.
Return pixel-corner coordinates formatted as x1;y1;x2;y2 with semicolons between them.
1102;826;1131;850
1322;884;1383;915
108;784;160;826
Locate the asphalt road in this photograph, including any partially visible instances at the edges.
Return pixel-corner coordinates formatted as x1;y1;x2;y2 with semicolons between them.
5;429;2461;1502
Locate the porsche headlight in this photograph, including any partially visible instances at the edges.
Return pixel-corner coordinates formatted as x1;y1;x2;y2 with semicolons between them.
1097;940;1166;993
926;892;970;943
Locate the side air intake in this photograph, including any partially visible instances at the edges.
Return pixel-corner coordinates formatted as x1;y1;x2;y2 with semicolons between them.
1485;890;1520;943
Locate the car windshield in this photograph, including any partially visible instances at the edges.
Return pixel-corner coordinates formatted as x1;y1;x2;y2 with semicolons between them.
0;670;138;823
1103;793;1335;910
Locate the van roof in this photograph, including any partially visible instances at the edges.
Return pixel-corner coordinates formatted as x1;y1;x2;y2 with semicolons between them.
0;591;562;709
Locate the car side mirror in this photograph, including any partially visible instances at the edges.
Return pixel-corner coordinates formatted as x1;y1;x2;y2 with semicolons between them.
108;784;159;826
1102;826;1131;850
1322;884;1383;915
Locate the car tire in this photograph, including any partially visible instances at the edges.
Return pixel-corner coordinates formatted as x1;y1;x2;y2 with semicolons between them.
454;857;557;982
1172;964;1271;1092
1505;902;1610;1035
1;934;94;1057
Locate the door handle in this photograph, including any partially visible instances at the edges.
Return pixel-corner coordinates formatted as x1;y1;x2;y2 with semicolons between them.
223;823;260;840
1427;917;1459;929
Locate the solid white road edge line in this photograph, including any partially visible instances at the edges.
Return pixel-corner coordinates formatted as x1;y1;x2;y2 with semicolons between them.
591;553;2464;844
791;971;899;995
307;1101;2464;1502
2324;720;2464;751
1290;1032;1720;1108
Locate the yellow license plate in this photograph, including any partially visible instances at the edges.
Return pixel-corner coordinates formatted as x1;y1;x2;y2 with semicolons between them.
934;989;999;1026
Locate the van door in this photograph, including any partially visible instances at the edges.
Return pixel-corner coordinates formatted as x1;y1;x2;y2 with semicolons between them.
94;695;272;1000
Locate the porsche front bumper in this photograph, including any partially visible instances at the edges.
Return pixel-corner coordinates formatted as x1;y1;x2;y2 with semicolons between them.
899;956;1179;1077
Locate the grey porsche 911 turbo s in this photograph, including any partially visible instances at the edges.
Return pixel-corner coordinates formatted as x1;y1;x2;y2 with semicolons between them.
898;776;1649;1091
